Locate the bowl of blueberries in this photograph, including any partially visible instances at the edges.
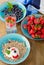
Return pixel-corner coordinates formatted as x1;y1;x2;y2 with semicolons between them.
0;1;26;23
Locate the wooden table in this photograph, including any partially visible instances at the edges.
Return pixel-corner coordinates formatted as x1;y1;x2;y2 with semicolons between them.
0;0;44;65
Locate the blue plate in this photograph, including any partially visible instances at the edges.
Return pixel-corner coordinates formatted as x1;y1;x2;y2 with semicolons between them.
0;33;30;64
21;14;44;40
0;2;26;23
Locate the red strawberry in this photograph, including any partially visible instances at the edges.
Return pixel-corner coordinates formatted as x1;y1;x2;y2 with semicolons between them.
10;23;13;27
37;31;41;35
31;25;35;30
37;24;42;30
37;27;41;30
23;24;28;29
27;16;31;21
28;26;31;32
8;16;11;19
29;29;35;34
31;34;35;38
28;20;33;25
40;34;44;38
41;20;44;25
11;17;16;22
34;25;38;31
34;24;41;31
30;15;35;21
39;16;44;21
34;27;37;31
35;34;40;38
41;28;44;34
12;55;18;58
34;18;40;24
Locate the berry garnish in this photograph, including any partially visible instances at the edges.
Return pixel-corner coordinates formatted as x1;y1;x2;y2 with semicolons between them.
30;15;35;21
14;50;16;53
12;55;18;58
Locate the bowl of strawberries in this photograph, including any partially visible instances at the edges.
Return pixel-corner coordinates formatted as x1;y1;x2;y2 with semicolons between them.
21;14;44;40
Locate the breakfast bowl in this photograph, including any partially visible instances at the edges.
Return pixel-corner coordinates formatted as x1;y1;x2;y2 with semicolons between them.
0;1;26;23
0;33;30;64
21;14;44;40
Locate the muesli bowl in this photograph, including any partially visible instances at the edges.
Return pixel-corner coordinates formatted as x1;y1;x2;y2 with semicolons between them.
0;33;30;64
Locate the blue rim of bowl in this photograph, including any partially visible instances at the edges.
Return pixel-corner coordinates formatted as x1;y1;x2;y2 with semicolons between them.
0;2;26;23
0;33;30;64
21;14;44;40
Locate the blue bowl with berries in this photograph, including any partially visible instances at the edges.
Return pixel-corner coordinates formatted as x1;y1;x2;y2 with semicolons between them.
21;14;44;40
0;33;30;64
0;1;26;23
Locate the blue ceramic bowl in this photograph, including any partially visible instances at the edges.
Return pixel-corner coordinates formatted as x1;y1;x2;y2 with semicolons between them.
21;14;44;40
0;2;26;23
0;33;30;64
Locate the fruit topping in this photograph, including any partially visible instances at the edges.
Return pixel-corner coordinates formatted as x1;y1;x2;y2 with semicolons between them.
23;15;44;39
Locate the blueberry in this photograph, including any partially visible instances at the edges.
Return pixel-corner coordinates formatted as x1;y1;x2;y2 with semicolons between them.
8;47;10;49
3;4;24;21
2;10;5;12
14;50;16;53
4;13;7;15
13;5;18;8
